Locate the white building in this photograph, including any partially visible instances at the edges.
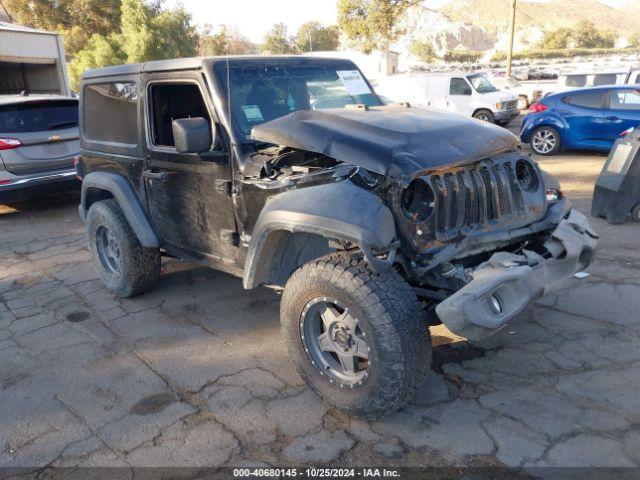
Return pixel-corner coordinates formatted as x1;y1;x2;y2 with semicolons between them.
0;20;71;96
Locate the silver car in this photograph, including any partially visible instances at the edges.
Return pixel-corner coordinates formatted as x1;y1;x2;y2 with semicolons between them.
0;95;80;203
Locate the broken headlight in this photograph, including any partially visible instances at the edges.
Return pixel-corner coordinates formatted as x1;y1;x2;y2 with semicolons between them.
516;159;539;192
400;178;435;223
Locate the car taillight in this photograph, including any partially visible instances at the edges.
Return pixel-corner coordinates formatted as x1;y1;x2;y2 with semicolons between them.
529;102;548;113
0;138;22;150
620;127;635;137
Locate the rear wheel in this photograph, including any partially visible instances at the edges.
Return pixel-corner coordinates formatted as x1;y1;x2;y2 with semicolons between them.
87;199;161;297
531;126;561;156
473;109;494;123
280;253;432;418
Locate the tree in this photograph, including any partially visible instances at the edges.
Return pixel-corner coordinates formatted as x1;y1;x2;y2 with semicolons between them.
337;0;414;54
262;23;291;54
295;21;340;52
67;0;198;89
538;27;572;49
630;32;640;49
410;40;436;63
573;20;616;48
199;25;256;56
68;34;126;87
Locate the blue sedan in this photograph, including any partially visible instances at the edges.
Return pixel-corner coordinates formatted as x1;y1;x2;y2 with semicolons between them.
521;85;640;155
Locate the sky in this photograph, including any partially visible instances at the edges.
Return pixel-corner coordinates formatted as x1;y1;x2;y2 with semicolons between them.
166;0;632;44
164;0;339;43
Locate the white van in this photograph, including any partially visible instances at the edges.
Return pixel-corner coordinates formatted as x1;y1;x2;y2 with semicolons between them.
376;72;519;125
626;69;640;85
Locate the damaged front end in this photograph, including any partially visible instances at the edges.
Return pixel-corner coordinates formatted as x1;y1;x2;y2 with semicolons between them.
246;106;598;341
434;210;598;341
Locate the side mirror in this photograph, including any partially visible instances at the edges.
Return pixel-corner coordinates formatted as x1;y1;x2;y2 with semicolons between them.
172;117;215;154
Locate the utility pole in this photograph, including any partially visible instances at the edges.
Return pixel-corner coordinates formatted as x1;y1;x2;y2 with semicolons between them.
506;0;517;78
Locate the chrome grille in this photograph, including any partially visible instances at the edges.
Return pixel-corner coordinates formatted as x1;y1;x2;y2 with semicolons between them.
427;159;529;236
506;99;518;110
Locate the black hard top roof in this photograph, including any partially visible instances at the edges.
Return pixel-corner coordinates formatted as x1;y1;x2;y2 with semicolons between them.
81;55;357;80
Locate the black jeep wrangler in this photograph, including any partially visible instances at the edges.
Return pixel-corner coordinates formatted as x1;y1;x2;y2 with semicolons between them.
77;57;597;417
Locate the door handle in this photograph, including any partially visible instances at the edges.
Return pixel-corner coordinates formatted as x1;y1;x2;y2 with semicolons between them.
607;116;621;121
143;170;168;180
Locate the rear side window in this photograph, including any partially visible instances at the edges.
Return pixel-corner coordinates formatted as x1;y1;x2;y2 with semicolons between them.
565;75;587;87
609;90;640;110
0;100;78;133
148;83;210;147
593;74;617;86
449;78;471;95
564;92;604;109
84;82;138;145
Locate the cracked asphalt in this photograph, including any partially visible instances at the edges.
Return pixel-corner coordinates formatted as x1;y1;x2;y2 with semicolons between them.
1;147;639;469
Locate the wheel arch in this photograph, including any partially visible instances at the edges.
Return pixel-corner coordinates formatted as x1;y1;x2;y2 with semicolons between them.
80;171;159;248
243;181;397;289
472;108;495;121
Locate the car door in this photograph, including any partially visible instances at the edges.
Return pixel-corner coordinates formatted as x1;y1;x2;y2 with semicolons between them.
142;72;241;269
446;77;473;115
603;89;640;141
557;91;607;149
0;99;79;175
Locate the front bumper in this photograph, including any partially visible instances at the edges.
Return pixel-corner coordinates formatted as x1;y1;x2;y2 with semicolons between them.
0;169;79;203
495;107;520;121
435;210;598;341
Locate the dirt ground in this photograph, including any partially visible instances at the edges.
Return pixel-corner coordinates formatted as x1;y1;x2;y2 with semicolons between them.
1;138;639;470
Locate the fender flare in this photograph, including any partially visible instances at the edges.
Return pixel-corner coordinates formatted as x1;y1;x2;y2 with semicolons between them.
80;171;160;248
243;180;396;289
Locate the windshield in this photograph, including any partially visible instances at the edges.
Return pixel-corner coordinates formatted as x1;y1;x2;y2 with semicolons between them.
212;60;383;142
467;74;498;93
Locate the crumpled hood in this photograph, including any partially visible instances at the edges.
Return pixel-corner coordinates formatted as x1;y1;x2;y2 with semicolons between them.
250;105;520;177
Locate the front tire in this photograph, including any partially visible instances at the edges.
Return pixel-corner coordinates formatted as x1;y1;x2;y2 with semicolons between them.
87;199;161;297
631;204;640;223
531;126;561;156
473;109;494;123
517;95;529;110
280;253;432;418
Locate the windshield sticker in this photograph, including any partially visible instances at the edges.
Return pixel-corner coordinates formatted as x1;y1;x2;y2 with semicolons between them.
336;70;371;96
242;105;264;122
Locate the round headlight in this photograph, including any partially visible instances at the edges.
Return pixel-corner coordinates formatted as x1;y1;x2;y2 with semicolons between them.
401;178;435;223
515;160;538;192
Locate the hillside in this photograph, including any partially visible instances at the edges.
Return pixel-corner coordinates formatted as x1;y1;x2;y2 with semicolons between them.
438;0;640;40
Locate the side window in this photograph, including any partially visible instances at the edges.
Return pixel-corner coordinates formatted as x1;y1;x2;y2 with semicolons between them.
449;78;471;95
564;92;604;109
608;90;640;110
84;82;138;144
593;74;617;86
565;75;587;87
148;83;211;148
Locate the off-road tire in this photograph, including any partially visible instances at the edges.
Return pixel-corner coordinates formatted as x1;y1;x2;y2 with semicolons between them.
87;199;161;297
473;109;495;123
280;252;432;418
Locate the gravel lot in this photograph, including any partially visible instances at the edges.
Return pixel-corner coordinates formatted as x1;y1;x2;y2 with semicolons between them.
1;136;639;469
